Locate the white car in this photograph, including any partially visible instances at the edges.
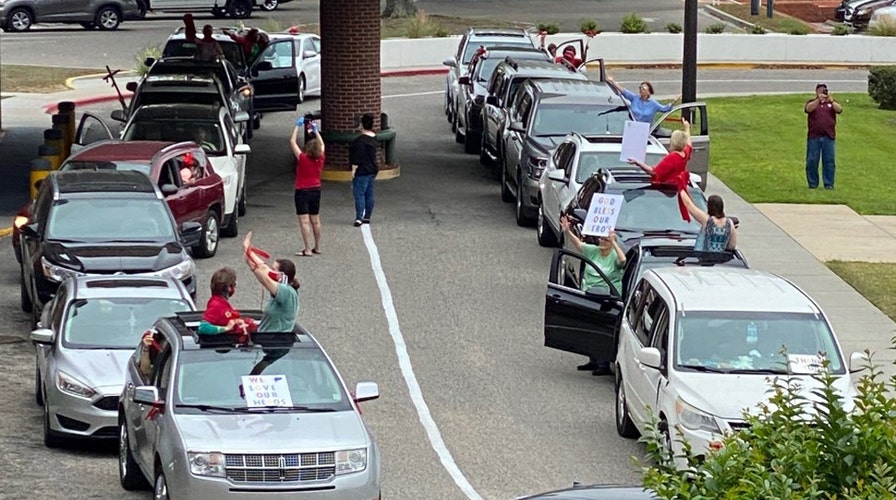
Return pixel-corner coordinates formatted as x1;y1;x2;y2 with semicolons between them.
611;267;861;467
869;5;896;28
121;103;251;237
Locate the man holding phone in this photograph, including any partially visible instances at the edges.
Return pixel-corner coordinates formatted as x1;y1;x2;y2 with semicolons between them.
804;83;843;190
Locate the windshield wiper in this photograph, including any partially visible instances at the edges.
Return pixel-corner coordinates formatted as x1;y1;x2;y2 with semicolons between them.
246;405;338;413
106;239;161;243
533;133;568;138
726;368;789;375
678;364;729;373
175;404;252;413
47;238;84;243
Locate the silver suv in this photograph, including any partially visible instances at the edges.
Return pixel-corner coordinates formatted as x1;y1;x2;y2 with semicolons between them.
118;311;381;499
0;0;140;32
31;276;195;447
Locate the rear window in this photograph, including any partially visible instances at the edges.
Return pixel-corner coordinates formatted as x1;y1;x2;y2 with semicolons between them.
163;40;246;70
61;161;153;177
463;39;532;64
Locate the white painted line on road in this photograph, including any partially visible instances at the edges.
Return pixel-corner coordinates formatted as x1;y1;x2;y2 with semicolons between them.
622;79;867;84
383;90;443;99
360;225;484;500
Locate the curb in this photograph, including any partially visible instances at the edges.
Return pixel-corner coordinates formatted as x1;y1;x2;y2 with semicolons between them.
64;70;138;90
44;93;132;114
0;227;13;238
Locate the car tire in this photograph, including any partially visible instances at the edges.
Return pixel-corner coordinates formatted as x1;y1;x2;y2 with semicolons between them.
659;418;674;461
228;0;252;19
135;0;147;18
80;22;96;29
35;364;43;406
194;211;220;258
479;133;492;167
5;7;33;32
453;114;463;143
500;163;513;203
43;386;65;448
515;172;533;227
536;204;558;247
261;0;278;10
120;419;149;490
20;266;33;313
95;6;121;31
154;468;170;500
297;74;306;104
615;371;639;438
221;209;239;238
237;183;247;217
211;7;227;17
464;129;479;155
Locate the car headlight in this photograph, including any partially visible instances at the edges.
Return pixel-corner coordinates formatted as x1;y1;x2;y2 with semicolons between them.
57;371;96;399
857;8;869;15
335;448;367;475
188;452;226;477
149;260;194;281
41;257;84;283
675;398;720;434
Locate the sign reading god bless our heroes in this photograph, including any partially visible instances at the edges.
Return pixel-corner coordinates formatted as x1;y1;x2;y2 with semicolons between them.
582;194;624;237
241;375;294;408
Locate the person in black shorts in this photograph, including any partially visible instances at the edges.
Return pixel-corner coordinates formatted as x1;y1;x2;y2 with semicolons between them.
289;120;325;256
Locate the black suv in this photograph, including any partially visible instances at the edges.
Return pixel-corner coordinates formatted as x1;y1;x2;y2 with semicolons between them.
543;237;750;367
19;170;201;327
480;59;589;169
502;79;629;226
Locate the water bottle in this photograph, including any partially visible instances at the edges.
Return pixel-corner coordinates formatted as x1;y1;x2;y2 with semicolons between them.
746;322;758;344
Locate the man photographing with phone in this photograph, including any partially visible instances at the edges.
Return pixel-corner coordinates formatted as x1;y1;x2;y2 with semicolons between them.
804;82;843;190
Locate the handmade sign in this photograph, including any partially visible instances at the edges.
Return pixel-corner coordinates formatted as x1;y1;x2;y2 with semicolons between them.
787;354;824;374
619;120;651;164
241;375;294;408
582;193;624;237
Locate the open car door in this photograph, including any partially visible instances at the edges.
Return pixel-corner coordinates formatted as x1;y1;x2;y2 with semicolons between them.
544;248;624;361
578;57;607;81
650;102;709;190
249;39;299;113
73;112;114;154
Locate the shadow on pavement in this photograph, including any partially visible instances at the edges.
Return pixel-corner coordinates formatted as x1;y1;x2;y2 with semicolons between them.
0;126;43;219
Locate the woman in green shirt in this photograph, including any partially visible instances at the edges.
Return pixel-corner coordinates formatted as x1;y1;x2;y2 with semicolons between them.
560;216;626;376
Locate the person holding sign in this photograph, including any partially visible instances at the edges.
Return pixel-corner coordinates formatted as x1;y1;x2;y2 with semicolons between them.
627;118;693;221
679;189;737;255
560;215;626;376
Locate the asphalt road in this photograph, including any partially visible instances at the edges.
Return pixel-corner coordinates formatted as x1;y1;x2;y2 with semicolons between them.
0;0;729;70
0;68;875;500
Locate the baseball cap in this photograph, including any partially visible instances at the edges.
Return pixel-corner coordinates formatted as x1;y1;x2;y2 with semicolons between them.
816;82;828;89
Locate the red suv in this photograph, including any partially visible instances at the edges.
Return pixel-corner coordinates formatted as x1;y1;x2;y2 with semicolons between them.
13;141;227;260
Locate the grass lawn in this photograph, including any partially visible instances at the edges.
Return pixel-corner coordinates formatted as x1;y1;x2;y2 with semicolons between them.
706;93;896;215
713;3;818;33
1;65;100;93
827;261;896;321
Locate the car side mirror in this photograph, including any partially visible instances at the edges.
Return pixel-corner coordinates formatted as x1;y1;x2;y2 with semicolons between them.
133;385;163;406
303;50;317;59
234;111;250;123
21;223;40;238
638;347;662;370
458;76;471;86
126;81;138;93
354;382;379;403
234;144;251;155
253;61;273;76
547;169;566;182
849;351;869;373
486;95;498;106
509;121;525;133
30;328;54;345
110;109;127;122
143;57;156;68
160;184;178;195
584;284;618;299
442;58;456;68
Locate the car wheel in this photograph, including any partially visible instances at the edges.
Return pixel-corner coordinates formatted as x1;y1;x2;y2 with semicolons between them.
154;468;170;500
80;22;96;29
464;129;479;155
194;211;220;258
659;418;674;462
536;204;558;247
237;183;247;217
261;0;278;10
35;363;43;406
6;8;33;32
43;386;65;448
228;0;252;19
20;266;32;313
135;0;147;18
297;74;306;104
500;163;513;203
221;209;239;238
515;172;533;227
120;420;150;490
615;371;639;438
211;7;227;17
95;6;121;31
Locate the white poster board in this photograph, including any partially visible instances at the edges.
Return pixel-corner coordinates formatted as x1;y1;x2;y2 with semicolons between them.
582;194;624;237
619;120;651;164
787;354;824;374
241;375;294;408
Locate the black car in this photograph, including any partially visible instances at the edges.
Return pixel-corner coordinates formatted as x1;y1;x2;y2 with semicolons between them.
518;483;658;499
18;170;201;328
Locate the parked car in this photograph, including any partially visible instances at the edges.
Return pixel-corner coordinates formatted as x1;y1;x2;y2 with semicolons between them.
844;0;896;28
18;170;201;328
453;46;551;153
480;59;589;169
536;133;669;247
118;311;381;498
868;2;896;27
501;79;631;226
443;27;538;126
518;483;658;499
136;0;254;19
31;276;195;447
0;0;140;32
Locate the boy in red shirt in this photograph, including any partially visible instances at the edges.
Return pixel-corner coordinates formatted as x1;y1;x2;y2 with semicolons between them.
199;267;256;341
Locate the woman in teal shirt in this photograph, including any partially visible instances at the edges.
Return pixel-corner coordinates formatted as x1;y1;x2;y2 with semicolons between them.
243;231;300;332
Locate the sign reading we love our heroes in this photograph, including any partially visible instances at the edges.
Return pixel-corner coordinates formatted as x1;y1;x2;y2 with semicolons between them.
582;194;624;237
241;375;294;408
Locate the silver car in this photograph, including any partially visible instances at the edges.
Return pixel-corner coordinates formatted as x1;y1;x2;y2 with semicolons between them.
118;311;381;499
31;275;196;447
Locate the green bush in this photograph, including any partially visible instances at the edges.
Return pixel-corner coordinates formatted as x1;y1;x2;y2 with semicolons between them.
405;10;441;38
868;13;896;36
831;23;853;36
788;24;810;35
620;13;649;33
868;66;896;110
704;22;725;33
134;44;161;77
749;24;767;34
537;21;560;35
665;22;682;33
579;18;599;34
642;352;896;498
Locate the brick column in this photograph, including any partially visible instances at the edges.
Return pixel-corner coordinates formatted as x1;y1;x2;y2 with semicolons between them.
320;0;397;181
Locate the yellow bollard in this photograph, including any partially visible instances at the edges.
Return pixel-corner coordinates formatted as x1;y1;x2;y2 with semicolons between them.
52;114;71;160
43;129;64;165
39;145;62;171
30;159;52;200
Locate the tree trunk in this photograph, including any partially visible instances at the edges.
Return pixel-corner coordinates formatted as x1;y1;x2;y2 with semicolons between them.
382;0;417;18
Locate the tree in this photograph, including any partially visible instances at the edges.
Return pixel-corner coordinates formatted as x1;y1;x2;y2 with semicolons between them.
382;0;417;18
641;352;896;498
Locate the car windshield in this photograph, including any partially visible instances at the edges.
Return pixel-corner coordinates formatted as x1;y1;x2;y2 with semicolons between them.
124;119;225;154
174;348;353;412
61;161;152;177
163;40;246;70
47;198;175;240
575;152;666;184
463;40;532;64
613;188;707;234
63;298;191;349
675;311;845;374
532;104;629;136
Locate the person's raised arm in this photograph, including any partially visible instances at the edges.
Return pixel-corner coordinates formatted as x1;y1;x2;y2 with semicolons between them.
608;229;626;266
560;216;584;253
316;130;325;154
628;158;655;175
243;231;280;296
679;189;708;225
727;224;738;250
289;126;303;161
805;96;821;113
682;118;692;146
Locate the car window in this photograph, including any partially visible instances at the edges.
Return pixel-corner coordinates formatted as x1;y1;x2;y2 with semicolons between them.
136;329;168;384
487;66;504;95
614;187;707;234
462;40;532;64
47;198;176;240
63;298;191;349
575;152;665;184
124;119;225;155
302;38;315;56
560;144;576;172
311;37;321;53
551;143;569;170
632;286;659;346
455;34;468;60
651;307;670;368
132;90;224;109
261;41;293;69
61;160;153;177
155;350;173;398
50;292;66;330
532;103;628;137
517;93;533;125
175;152;206;186
174;348;353;411
163;40;246;70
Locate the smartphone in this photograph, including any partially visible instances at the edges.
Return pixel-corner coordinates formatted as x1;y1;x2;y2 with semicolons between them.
822;88;828;95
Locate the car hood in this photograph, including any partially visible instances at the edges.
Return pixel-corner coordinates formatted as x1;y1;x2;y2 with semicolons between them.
58;349;132;393
176;411;370;452
526;135;563;155
673;370;856;421
44;241;186;273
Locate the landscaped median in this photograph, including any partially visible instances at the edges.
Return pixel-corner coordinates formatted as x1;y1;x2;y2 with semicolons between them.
0;65;100;93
